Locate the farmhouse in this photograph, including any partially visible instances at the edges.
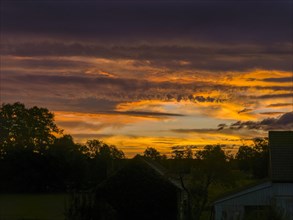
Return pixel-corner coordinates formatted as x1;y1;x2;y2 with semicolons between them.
213;131;293;220
94;156;188;220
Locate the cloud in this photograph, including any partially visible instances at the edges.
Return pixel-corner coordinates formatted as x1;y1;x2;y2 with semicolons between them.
255;93;293;99
68;98;119;113
71;133;114;140
266;103;292;108
259;112;286;116
1;56;92;69
1;42;292;72
57;121;109;131
53;99;184;119
228;112;293;130
2;0;291;45
171;145;198;150
262;77;292;83
171;128;219;134
2;65;291;125
54;110;151;137
171;112;293;136
1;0;292;74
170;127;260;138
4;73;226;103
1;0;291;156
238;108;253;114
105;111;185;118
254;86;292;91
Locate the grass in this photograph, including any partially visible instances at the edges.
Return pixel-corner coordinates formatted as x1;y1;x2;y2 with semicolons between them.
0;194;68;220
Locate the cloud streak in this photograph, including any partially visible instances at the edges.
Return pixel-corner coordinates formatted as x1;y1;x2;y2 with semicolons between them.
262;77;292;83
266;103;293;108
1;42;292;72
105;111;185;118
225;112;293;130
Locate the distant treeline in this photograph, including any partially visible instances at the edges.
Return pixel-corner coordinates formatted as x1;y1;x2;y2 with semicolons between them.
0;103;269;193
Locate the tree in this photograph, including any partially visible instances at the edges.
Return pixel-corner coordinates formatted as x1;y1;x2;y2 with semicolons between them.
0;103;92;192
81;140;125;185
171;149;185;159
182;145;233;220
184;147;193;159
235;138;269;178
235;145;255;172
171;146;194;159
143;147;166;160
83;139;125;160
252;138;269;178
46;135;89;191
0;102;61;154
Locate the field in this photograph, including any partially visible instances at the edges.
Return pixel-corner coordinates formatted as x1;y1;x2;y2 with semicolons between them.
0;194;68;220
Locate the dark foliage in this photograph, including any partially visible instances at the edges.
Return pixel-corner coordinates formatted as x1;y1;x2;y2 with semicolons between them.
236;138;269;179
143;147;166;160
0;103;124;193
0;102;61;153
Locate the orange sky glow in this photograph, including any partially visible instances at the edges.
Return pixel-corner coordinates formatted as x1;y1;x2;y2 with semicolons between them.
1;1;292;157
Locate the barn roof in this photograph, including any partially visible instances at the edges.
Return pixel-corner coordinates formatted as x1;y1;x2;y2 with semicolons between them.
213;180;271;204
96;156;183;191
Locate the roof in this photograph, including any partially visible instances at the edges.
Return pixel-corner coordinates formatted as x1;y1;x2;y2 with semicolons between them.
140;157;184;190
96;156;183;191
213;180;272;205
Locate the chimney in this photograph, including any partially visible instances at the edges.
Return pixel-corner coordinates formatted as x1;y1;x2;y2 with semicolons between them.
269;131;293;182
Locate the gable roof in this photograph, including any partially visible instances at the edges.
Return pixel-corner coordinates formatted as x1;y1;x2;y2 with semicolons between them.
96;156;183;191
141;157;184;190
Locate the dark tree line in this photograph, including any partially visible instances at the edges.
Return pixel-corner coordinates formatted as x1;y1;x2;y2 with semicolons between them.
0;103;269;195
235;138;269;179
0;103;124;193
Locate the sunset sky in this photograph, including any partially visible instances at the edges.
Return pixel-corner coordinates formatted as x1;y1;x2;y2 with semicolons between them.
1;0;292;157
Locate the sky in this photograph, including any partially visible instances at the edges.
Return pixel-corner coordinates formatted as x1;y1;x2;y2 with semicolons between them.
1;0;292;157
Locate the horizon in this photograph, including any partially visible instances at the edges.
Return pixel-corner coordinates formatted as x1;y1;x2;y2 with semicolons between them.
1;0;292;157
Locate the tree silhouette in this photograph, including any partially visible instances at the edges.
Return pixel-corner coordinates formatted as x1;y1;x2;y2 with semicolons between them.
83;139;125;160
0;102;61;154
188;145;233;219
0;103;90;192
143;147;166;160
171;149;185;159
235;138;269;178
0;103;129;192
171;146;194;159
